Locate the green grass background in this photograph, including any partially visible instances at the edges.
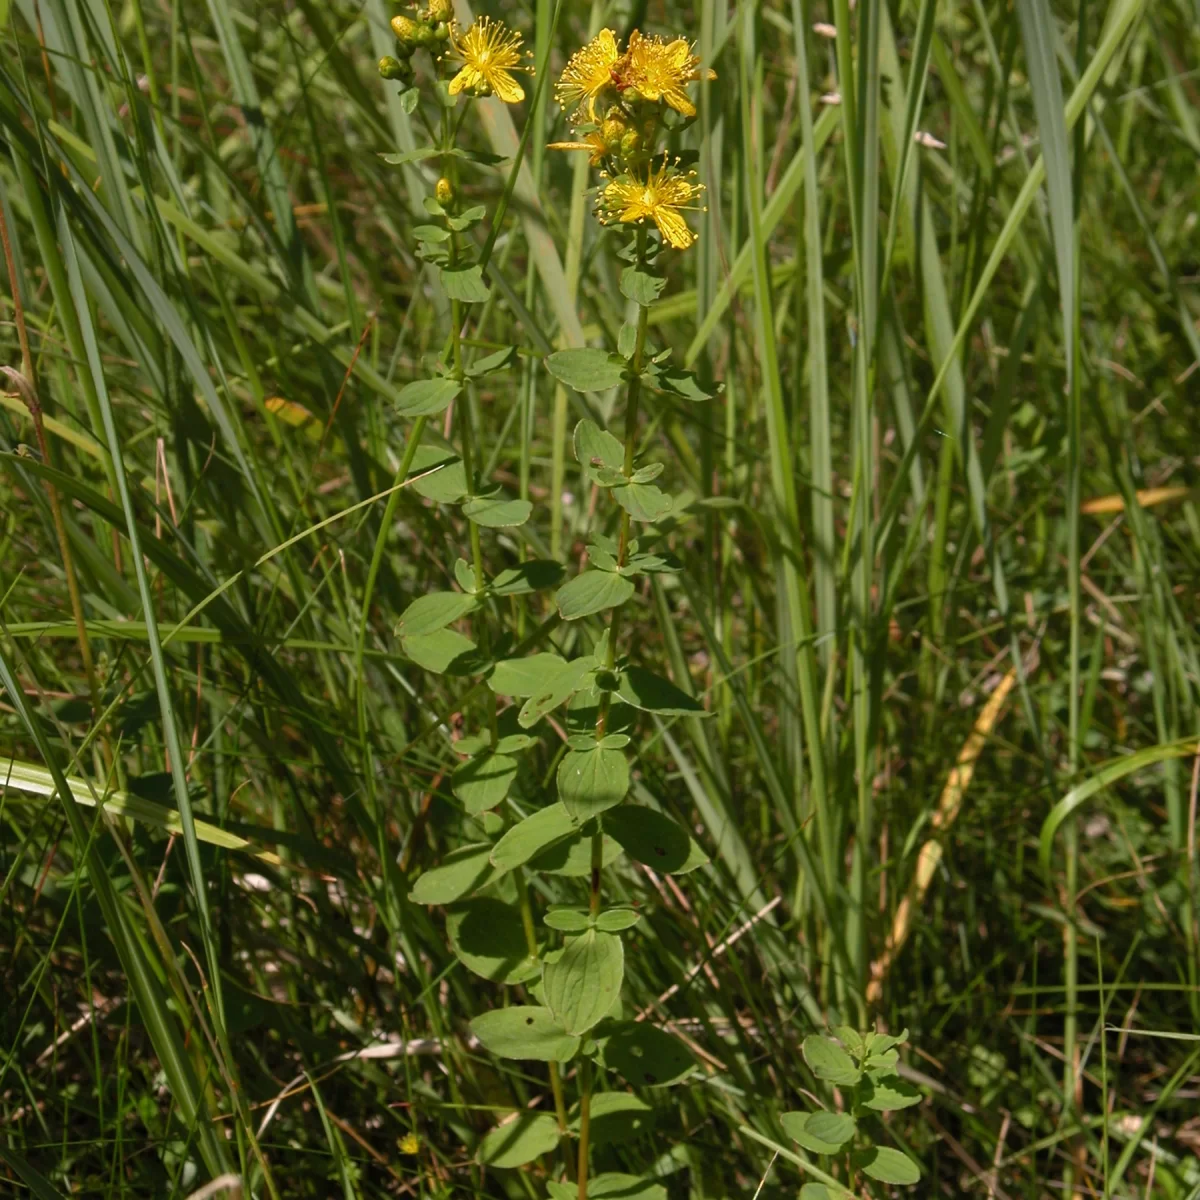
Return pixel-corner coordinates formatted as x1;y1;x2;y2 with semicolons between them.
1;0;1199;1195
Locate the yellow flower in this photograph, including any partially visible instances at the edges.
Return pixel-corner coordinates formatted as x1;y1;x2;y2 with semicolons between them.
398;1132;421;1155
613;30;713;118
446;17;531;104
549;115;628;166
555;28;620;119
548;130;609;166
597;159;705;250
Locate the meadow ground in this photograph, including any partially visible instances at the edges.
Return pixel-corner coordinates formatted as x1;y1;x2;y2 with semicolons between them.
1;0;1199;1196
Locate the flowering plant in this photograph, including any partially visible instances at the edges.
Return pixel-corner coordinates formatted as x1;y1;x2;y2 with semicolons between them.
376;11;720;1198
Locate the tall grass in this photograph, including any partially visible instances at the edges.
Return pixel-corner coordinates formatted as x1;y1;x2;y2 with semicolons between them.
2;0;1199;1195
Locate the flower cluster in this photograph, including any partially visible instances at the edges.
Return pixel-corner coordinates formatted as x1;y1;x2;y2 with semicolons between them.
551;29;713;250
380;3;530;105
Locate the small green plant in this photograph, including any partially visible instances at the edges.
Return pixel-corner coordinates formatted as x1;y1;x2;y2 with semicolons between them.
376;10;718;1197
782;1028;923;1196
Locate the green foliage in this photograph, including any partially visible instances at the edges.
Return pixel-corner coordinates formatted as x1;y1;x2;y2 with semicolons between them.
785;1031;922;1188
2;0;1196;1195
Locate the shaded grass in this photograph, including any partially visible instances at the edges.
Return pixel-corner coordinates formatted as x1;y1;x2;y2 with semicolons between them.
1;0;1199;1196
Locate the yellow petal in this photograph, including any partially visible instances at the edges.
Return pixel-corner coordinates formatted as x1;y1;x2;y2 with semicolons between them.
664;88;696;117
654;207;695;249
490;70;525;103
448;66;477;95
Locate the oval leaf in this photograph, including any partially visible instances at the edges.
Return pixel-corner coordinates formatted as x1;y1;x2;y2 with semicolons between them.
780;1111;845;1157
547;348;626;392
396;378;461;417
613;482;672;523
442;264;490;304
802;1034;860;1086
408;843;495;905
491;653;569;698
602;1022;695;1087
543;929;624;1034
395;591;477;638
530;831;623;876
470;1006;579;1062
409;445;468;502
557;746;630;821
477;1111;559;1167
453;751;519;814
556;571;635;621
490;803;577;872
518;656;597;727
447;898;540;983
603;806;708;874
595;906;641;932
805;1112;856;1149
617;666;705;715
402;629;479;674
855;1146;921;1185
462;494;532;528
862;1074;922;1112
568;1092;654;1146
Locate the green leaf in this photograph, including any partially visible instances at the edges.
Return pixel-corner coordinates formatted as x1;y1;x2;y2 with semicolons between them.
470;1007;579;1062
854;1147;922;1185
557;746;630;821
865;1028;909;1056
603;806;708;874
441;264;490;303
395;591;477;638
569;1093;655;1146
462;493;532;527
799;1186;835;1200
620;267;666;305
613;482;672;523
547;348;626;392
518;656;597;726
602;1022;694;1087
495;733;537;754
805;1112;856;1149
617;666;705;715
408;445;468;502
408;843;495;905
781;1112;845;1157
861;1075;922;1112
549;1175;666;1200
574;419;625;470
453;751;519;814
467;345;517;377
401;629;480;675
653;365;714;402
802;1035;861;1086
381;147;440;166
490;803;577;872
543;929;624;1034
491;560;565;595
490;653;570;698
544;906;590;933
395;378;461;417
557;572;636;621
412;224;451;243
530;831;622;876
595;906;641;932
447;899;540;984
477;1112;560;1167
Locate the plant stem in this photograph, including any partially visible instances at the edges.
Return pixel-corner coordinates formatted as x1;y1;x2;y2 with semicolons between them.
576;231;651;1200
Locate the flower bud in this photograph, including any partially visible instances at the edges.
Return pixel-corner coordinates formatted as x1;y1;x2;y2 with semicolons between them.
378;55;410;80
435;177;455;205
390;14;422;45
432;20;451;42
425;0;453;22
